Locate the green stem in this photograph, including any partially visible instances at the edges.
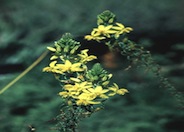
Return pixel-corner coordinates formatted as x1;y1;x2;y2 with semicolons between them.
0;50;49;94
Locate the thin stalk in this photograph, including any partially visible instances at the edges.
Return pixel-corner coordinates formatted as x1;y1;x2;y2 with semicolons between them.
0;50;49;94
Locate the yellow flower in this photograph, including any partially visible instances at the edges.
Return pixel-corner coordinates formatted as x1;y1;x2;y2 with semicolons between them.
78;49;97;63
56;60;84;73
59;90;80;98
93;25;115;38
84;86;109;99
42;61;63;74
108;83;128;96
85;30;106;42
112;23;133;38
64;81;93;93
59;91;71;98
60;81;93;99
76;93;101;106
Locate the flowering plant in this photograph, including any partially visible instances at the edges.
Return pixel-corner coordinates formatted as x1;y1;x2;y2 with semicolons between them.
42;10;184;132
1;10;183;132
43;33;128;131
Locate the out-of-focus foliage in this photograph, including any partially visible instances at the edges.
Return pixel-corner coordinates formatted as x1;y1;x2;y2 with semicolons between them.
0;0;184;132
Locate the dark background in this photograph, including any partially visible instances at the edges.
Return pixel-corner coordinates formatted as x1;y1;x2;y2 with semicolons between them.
0;0;184;132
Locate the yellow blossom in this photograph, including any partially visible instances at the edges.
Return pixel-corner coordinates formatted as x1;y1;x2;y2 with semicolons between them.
93;25;115;38
78;49;97;63
108;83;128;96
112;22;133;38
76;93;101;106
42;61;63;74
85;30;106;42
83;86;109;99
61;81;93;99
56;60;84;73
64;81;93;93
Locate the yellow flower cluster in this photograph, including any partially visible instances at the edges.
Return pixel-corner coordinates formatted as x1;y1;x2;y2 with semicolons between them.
43;47;97;74
85;23;133;41
43;60;84;74
59;79;128;106
43;34;128;106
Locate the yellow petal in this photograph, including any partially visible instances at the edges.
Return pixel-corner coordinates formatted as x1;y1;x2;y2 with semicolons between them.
117;89;129;95
50;55;58;60
112;26;122;30
65;60;72;67
108;92;116;96
70;77;81;82
116;22;125;28
47;47;56;52
49;61;57;67
81;49;88;54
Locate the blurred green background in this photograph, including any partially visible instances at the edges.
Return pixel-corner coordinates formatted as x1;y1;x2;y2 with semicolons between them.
0;0;184;132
